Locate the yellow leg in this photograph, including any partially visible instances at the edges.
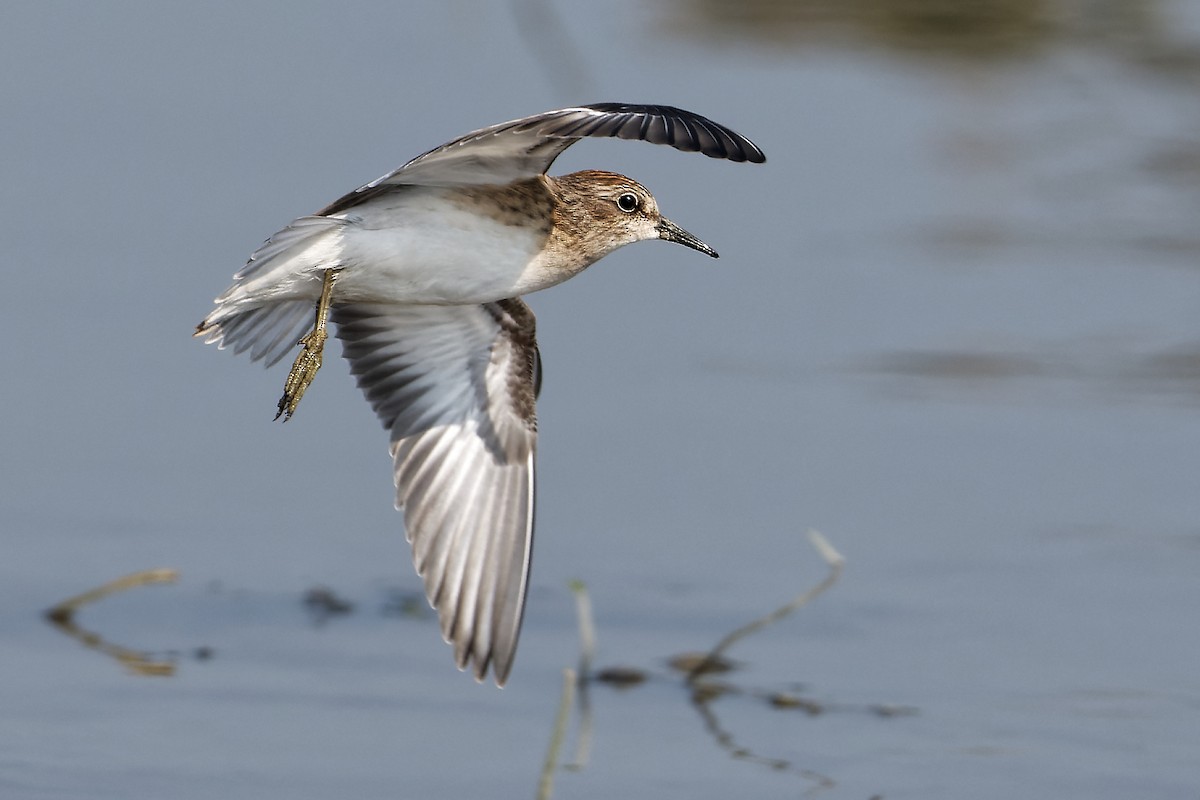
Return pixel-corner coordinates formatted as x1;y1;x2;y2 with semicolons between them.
276;268;339;421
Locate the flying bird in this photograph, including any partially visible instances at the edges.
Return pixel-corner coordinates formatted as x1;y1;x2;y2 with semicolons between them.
197;103;765;685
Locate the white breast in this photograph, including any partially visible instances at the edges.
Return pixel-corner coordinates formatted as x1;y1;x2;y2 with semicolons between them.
330;190;551;305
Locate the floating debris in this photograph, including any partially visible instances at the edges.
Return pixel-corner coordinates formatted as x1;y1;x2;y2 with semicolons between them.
302;585;355;624
593;666;648;688
381;588;430;619
766;692;824;715
668;651;738;676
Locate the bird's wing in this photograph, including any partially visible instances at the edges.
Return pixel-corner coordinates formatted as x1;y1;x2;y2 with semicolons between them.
333;299;540;686
317;103;766;214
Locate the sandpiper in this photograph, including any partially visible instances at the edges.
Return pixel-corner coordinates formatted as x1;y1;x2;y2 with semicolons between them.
196;103;765;685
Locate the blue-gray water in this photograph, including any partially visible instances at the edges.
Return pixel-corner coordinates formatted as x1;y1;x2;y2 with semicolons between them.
2;2;1198;798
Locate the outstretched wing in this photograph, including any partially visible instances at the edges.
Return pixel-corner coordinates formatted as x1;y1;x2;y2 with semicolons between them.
333;299;540;686
318;103;766;214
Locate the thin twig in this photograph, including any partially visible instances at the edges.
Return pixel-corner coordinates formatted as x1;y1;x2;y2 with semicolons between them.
566;581;595;771
568;579;595;678
45;568;179;622
44;568;181;677
687;530;844;682
537;668;577;800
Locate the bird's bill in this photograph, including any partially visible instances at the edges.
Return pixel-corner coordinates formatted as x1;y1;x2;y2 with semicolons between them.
657;217;719;259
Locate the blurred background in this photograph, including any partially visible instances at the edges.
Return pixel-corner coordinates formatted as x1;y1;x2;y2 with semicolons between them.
2;1;1197;798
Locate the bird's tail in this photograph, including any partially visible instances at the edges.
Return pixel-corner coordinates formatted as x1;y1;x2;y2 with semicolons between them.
195;216;344;366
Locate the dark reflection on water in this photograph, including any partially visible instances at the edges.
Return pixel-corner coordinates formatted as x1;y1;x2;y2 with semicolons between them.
862;346;1200;404
1120;346;1200;400
703;345;1200;404
867;350;1051;381
45;610;180;678
664;0;1199;67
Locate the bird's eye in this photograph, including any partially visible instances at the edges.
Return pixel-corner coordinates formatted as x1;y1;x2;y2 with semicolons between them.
616;192;640;213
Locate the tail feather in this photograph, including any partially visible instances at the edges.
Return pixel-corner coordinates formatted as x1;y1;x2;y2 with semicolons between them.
197;215;344;366
229;215;343;286
198;300;314;367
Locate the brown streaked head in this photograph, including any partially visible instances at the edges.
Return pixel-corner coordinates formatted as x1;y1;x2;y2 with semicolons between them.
549;170;718;264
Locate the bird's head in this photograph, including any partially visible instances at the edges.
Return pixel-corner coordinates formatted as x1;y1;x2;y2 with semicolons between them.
552;170;718;262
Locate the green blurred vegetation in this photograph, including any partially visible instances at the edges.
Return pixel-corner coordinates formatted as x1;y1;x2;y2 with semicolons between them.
667;0;1200;67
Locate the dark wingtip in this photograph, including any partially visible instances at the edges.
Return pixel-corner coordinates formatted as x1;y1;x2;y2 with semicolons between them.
582;103;766;165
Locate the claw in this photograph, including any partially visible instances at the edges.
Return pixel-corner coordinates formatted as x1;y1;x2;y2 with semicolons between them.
274;268;339;421
275;328;326;420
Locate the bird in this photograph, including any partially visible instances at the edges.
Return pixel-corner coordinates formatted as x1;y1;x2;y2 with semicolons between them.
196;103;765;685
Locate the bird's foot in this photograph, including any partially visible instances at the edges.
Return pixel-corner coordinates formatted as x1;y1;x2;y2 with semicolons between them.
274;267;339;421
275;327;327;421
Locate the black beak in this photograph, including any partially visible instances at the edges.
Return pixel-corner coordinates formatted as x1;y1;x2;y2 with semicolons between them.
657;217;718;259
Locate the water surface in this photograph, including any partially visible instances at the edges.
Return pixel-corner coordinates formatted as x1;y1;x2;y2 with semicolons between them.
2;2;1197;797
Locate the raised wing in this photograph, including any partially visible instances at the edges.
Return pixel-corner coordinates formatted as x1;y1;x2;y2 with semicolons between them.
333;299;540;686
318;103;765;214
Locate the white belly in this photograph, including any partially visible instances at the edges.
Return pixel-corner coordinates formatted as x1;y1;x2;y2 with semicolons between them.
330;190;550;304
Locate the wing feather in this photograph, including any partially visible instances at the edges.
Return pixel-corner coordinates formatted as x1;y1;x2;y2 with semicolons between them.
318;104;765;213
333;300;539;685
